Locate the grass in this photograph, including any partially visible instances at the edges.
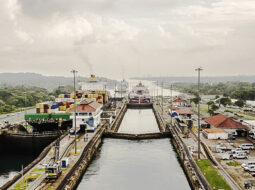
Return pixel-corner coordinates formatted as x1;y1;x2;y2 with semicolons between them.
196;159;231;190
14;173;40;190
226;161;240;167
32;168;45;172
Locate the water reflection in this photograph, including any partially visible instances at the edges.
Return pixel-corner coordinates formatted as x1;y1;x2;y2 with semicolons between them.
0;153;36;186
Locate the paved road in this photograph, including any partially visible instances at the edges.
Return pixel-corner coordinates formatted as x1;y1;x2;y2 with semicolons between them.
0;109;35;125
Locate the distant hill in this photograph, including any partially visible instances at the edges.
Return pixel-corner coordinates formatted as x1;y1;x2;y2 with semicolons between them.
133;76;255;83
0;73;117;90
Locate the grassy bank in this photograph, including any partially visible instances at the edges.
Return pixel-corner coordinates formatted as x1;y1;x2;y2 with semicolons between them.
196;159;231;190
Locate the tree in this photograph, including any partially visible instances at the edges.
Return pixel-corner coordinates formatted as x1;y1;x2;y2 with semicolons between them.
191;97;200;106
219;97;231;107
234;99;245;108
207;101;214;109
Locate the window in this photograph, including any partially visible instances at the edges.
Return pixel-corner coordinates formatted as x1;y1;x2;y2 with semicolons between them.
89;113;92;116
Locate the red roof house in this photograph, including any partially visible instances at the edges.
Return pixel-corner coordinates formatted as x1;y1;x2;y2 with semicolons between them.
204;114;248;130
173;98;187;103
70;99;102;113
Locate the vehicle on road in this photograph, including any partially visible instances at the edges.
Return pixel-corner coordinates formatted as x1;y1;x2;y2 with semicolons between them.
239;144;254;150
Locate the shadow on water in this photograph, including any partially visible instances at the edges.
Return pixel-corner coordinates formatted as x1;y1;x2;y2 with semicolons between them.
0;152;38;186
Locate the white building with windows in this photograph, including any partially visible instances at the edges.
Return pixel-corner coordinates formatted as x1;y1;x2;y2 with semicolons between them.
70;99;102;133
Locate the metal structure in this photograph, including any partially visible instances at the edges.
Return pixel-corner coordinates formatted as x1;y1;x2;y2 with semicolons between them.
195;67;203;160
71;69;78;154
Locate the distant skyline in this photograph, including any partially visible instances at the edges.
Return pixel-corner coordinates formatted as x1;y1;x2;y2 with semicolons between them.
1;0;255;79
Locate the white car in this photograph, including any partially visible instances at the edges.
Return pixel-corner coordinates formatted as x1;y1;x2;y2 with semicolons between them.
233;152;248;159
221;153;233;160
242;161;255;169
244;165;255;172
232;148;249;154
239;144;254;150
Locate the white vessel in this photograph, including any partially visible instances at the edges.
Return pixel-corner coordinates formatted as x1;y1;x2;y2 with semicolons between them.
129;82;151;104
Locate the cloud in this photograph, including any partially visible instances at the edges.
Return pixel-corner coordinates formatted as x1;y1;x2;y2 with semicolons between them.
0;0;255;78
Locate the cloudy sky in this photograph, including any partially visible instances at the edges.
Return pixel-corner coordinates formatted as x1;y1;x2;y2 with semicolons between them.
0;0;255;79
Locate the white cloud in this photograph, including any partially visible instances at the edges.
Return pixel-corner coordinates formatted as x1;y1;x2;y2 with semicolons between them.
0;0;255;78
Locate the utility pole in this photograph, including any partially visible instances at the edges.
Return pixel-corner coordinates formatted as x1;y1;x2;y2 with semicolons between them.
170;84;173;126
71;69;78;154
157;81;158;104
195;67;203;160
114;82;116;99
161;82;163;113
24;92;27;114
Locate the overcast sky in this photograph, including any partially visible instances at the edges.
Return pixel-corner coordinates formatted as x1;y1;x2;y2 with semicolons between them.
0;0;255;79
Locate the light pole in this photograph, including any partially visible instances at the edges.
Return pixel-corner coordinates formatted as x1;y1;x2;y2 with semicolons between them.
195;67;203;160
161;82;163;113
157;81;158;104
71;69;78;154
170;84;173;126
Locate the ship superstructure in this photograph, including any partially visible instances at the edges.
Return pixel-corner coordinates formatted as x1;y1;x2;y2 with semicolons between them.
129;82;151;104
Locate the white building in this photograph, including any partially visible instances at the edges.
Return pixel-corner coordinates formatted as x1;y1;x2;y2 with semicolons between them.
172;98;188;107
70;99;103;133
203;128;228;140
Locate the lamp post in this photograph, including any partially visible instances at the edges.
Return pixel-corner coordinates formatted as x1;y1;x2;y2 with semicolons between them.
71;69;78;154
195;67;203;160
161;82;163;113
170;84;173;126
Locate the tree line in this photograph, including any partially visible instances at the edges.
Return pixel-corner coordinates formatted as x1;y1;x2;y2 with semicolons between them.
175;82;255;101
0;85;73;114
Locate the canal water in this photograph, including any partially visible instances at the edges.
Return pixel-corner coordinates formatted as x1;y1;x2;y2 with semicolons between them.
0;154;36;187
118;109;159;134
77;109;191;190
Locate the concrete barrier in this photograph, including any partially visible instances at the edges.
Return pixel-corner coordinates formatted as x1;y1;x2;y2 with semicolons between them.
111;103;127;132
103;132;171;140
152;104;164;132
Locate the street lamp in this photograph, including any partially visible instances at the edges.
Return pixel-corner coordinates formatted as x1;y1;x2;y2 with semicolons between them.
161;82;164;113
195;67;203;160
71;69;78;154
170;84;173;126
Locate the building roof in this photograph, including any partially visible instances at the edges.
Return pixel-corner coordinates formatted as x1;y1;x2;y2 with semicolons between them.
176;109;193;115
203;128;227;134
204;114;248;129
173;98;187;103
70;100;102;113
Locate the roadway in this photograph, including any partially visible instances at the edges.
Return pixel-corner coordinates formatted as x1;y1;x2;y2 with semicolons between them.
0;109;35;126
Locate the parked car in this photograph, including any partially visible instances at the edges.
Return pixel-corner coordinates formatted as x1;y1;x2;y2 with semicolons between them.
244;165;255;172
221;153;233;160
239;144;254;150
233;152;248;159
232;148;249;154
242;161;255;169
